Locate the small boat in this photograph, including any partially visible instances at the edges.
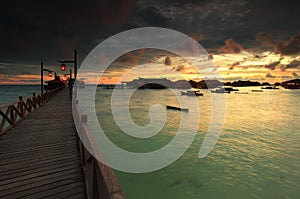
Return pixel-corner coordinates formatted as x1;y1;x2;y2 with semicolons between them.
252;90;263;92
261;86;279;89
181;90;203;96
210;87;230;93
166;105;189;112
224;87;239;92
234;91;248;94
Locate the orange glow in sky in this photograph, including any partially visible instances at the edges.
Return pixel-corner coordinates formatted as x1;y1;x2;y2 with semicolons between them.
95;49;300;85
1;49;299;85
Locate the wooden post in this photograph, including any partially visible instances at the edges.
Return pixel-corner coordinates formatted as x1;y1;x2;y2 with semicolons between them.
18;96;24;117
74;49;77;80
41;61;44;94
81;115;87;123
69;68;72;96
70;68;72;81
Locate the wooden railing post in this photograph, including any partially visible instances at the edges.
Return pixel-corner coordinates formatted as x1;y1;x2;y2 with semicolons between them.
73;97;126;199
18;96;24;118
80;114;97;199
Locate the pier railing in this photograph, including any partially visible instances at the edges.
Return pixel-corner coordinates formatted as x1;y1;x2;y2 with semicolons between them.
73;97;126;199
0;86;64;135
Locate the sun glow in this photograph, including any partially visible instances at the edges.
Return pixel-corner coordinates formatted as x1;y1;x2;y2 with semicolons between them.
1;49;299;85
97;49;300;84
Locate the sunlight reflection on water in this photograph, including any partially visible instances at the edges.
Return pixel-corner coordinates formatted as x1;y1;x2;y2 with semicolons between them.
93;87;299;199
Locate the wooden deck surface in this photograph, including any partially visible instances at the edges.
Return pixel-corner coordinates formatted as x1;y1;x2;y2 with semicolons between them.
0;88;86;198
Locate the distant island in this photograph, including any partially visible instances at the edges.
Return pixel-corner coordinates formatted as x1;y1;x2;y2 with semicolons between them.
98;78;300;89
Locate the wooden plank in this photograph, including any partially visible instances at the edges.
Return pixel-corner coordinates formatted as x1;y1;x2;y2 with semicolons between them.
0;141;78;157
0;141;78;159
0;148;79;167
0;154;79;172
23;182;86;199
0;162;81;187
0;159;80;181
0;88;86;198
2;175;83;198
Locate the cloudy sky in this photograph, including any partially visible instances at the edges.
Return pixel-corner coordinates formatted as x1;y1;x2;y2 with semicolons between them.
1;0;300;84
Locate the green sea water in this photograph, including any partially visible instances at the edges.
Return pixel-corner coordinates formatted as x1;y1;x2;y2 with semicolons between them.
0;85;41;106
92;87;299;199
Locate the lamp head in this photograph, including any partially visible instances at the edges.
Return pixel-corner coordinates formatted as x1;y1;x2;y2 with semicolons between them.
60;64;67;71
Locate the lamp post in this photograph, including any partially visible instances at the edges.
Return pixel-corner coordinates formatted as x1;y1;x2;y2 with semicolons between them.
58;49;77;80
63;68;73;96
41;61;54;94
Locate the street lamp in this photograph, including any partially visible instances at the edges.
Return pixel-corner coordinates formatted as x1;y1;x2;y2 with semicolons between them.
47;70;54;77
58;49;77;80
41;61;54;94
60;63;67;71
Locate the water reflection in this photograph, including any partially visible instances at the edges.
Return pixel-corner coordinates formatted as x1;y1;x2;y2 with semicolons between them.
94;87;300;199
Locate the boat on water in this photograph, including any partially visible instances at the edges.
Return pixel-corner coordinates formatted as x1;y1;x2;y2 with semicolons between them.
225;86;239;92
210;87;226;93
166;105;189;112
261;86;279;89
210;86;238;94
234;91;249;94
252;89;263;92
181;90;203;96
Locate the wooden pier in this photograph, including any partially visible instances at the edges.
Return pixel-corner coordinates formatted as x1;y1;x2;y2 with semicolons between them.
0;87;125;199
0;88;86;198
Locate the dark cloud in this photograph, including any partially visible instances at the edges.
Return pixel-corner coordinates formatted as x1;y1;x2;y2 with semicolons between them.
0;0;300;76
275;33;300;55
136;6;169;26
0;0;139;65
285;60;300;69
292;72;298;78
98;0;137;26
264;61;280;70
175;65;185;71
281;75;292;79
111;49;149;71
256;32;279;47
164;56;172;66
115;51;143;64
229;62;240;70
105;49;173;75
266;73;276;78
190;33;205;42
219;38;243;53
57;34;81;58
255;31;300;56
279;59;300;71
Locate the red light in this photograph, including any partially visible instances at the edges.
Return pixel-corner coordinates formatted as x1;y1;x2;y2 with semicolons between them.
60;64;66;71
48;72;53;77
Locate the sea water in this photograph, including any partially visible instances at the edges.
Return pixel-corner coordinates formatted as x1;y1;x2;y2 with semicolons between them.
0;85;41;106
93;87;299;199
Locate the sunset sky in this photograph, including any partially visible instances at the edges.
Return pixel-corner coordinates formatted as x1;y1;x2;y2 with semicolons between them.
0;0;300;84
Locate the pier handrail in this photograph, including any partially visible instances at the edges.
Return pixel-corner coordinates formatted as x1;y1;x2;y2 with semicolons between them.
73;96;126;199
0;86;64;135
